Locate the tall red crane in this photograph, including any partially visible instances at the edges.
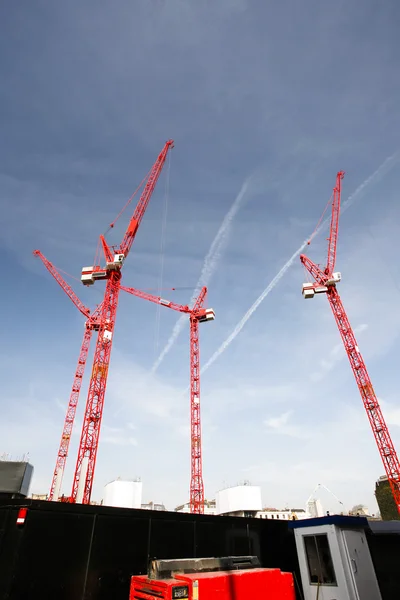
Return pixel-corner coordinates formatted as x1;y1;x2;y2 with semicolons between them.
121;284;215;514
33;250;103;501
35;140;173;504
301;171;400;515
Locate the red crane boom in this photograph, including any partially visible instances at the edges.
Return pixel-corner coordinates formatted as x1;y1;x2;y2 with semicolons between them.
300;171;400;514
71;140;174;504
120;286;191;313
35;140;173;504
33;250;91;318
119;142;174;257
33;251;103;500
121;285;215;514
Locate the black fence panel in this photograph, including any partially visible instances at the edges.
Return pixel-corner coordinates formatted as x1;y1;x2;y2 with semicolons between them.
368;532;400;600
148;517;196;561
86;514;150;600
7;508;93;600
0;499;300;600
0;507;26;599
195;520;243;558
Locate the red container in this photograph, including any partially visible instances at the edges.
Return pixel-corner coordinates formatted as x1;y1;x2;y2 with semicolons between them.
131;566;295;600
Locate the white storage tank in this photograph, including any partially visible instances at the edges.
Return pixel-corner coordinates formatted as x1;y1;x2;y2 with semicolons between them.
216;484;262;515
102;478;142;509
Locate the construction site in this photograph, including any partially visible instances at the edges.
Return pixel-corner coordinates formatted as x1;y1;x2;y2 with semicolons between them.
1;143;400;599
2;147;399;514
2;2;400;599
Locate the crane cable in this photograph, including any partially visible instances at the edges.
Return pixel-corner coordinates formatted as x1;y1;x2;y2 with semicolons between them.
105;166;153;234
303;191;334;283
307;191;334;247
49;263;105;303
154;152;172;358
92;164;154;267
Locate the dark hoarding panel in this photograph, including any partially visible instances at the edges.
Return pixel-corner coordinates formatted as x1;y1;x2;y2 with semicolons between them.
0;507;26;599
6;508;93;600
195;520;234;557
368;532;400;600
0;500;300;600
194;520;250;558
86;514;150;600
249;519;298;569
149;518;196;560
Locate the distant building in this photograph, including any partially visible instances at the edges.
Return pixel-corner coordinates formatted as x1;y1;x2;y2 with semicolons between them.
216;484;262;517
0;460;34;500
141;501;166;511
31;493;48;501
307;497;324;518
349;504;370;517
375;475;400;521
174;501;307;520
175;500;216;515
256;508;309;521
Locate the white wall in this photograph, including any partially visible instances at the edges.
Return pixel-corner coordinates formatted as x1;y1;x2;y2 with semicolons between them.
216;485;262;515
103;479;142;509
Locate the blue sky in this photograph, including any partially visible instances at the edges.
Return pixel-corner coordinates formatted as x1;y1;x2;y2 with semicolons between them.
1;0;400;515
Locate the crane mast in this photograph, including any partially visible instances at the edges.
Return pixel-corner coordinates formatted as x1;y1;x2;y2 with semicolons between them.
327;287;400;508
71;272;121;503
71;140;173;503
121;284;215;514
50;324;98;501
35;141;173;504
300;171;400;515
33;251;103;501
189;286;207;514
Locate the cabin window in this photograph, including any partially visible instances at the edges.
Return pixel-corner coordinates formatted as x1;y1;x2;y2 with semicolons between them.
303;534;337;586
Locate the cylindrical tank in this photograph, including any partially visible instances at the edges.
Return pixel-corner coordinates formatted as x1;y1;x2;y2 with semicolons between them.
102;479;142;509
216;485;262;515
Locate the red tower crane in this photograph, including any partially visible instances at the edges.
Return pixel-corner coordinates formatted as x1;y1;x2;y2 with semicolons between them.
35;140;173;504
300;171;400;515
33;250;103;501
121;284;215;514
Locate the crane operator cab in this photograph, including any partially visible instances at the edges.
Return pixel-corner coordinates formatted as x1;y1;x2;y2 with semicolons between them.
302;272;341;299
196;308;215;323
81;254;126;285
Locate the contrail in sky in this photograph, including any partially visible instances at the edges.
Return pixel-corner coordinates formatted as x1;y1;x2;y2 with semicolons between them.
198;152;399;376
151;175;255;373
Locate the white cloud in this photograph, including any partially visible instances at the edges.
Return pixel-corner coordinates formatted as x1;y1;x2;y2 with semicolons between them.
265;410;292;429
264;411;310;440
